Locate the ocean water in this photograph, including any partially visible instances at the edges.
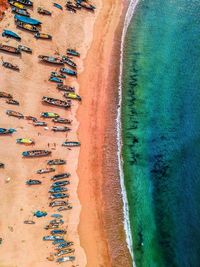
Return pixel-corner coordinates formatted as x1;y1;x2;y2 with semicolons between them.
121;1;200;267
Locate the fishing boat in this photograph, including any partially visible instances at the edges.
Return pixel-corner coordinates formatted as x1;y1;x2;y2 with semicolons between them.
66;48;80;57
66;3;77;13
51;72;66;79
62;141;80;147
0;43;21;54
26;179;42;185
6;110;24;118
14;0;33;6
0;92;12;98
51;173;71;181
22;150;51;157
11;6;30;16
33;121;47;126
52;118;72;124
37;168;55;174
64;92;81;101
47;159;66;165
52;181;69;187
16;20;39;32
49;76;63;83
18;44;32;53
56;248;75;257
50;193;69;200
57;84;75;92
56;242;74;249
8;1;25;10
15;15;41;25
57;256;75;263
60;68;77;76
34;210;47;217
24;220;35;224
2;62;20;71
77;0;95;11
0;163;5;168
0;128;16;135
16;138;34;145
37;7;51;15
57;205;72;211
53;3;63;10
51;229;66;235
38;55;64;65
50;218;64;224
49;200;68;207
43;235;63;241
34;32;52;40
2;29;21;41
44;224;59;230
6;99;19;105
25;115;37;121
51;126;70;132
62;56;77;69
42;96;71;109
49;187;68;193
41;112;59;118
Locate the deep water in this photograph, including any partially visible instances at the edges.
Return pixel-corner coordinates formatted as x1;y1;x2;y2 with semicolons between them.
121;1;200;267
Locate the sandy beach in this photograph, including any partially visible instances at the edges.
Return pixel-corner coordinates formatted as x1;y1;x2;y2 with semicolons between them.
0;0;131;266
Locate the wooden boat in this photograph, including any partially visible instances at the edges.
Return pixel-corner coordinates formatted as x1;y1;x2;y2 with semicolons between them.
18;44;32;53
52;118;72;124
47;159;66;165
51;72;66;79
0;92;12;98
51;229;66;235
60;68;77;76
33;121;47;126
6;110;24;118
41;112;59;118
6;99;19;105
57;84;75;92
57;256;75;263
8;1;25;10
0;43;21;54
49;76;63;83
66;48;80;57
25;115;37;121
62;56;77;69
37;168;55;174
39;55;63;65
16;20;39;32
51;181;69;187
56;242;74;249
24;220;35;224
2;29;21;41
66;3;77;13
26;179;42;185
11;6;30;16
0;162;5;168
62;141;80;147
37;7;51;15
53;3;63;10
35;32;52;40
49;187;68;193
57;205;72;211
56;248;75;257
77;0;95;11
2;62;20;71
16;138;34;145
49;200;68;207
42;96;71;109
50;193;69;200
14;0;33;6
0;128;16;135
51;173;71;181
51;126;70;132
64;92;81;101
22;150;51;157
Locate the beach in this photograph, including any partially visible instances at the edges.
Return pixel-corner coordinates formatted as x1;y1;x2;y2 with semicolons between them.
0;0;131;267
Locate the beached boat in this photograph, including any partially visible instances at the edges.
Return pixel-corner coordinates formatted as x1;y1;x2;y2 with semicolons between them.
52;181;69;187
50;218;64;224
14;0;33;6
52;118;72;124
38;55;64;65
44;224;59;230
42;96;71;109
6;99;19;105
53;3;63;10
51;229;66;235
66;48;80;57
41;112;59;118
43;235;64;241
2;29;21;41
8;1;25;9
37;168;55;174
57;205;72;211
49;187;68;193
2;62;20;71
51;72;66;79
57;256;75;263
33;121;47;126
0;43;21;54
56;249;75;257
6;110;24;118
26;179;41;185
15;15;41;25
16;20;39;32
0;128;16;135
24;220;35;224
51;126;70;132
11;6;30;16
64;92;81;101
37;7;51;15
56;242;74;249
0;162;5;168
77;0;95;11
49;200;68;207
50;193;69;200
25;115;37;121
49;76;63;84
18;44;32;53
0;92;12;99
60;68;77;76
62;56;77;69
47;159;66;165
57;84;75;92
66;3;77;13
34;32;52;40
62;141;80;147
34;210;47;217
51;173;71;181
22;150;51;157
16;138;34;145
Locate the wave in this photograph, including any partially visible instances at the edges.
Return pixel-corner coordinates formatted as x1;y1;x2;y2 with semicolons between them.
117;0;140;266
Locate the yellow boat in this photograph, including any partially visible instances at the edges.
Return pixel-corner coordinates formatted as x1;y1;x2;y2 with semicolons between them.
41;112;59;118
64;92;81;101
16;138;34;145
16;21;39;32
9;1;25;9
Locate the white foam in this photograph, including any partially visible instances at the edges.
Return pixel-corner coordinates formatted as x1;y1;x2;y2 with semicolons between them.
117;0;140;266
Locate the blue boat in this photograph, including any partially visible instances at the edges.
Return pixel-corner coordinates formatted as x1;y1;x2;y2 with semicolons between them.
0;128;16;135
49;76;63;84
14;15;42;25
2;29;21;41
60;68;77;76
51;214;63;219
53;3;63;10
34;210;47;217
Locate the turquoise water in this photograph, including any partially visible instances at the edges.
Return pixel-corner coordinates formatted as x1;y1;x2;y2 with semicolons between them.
121;1;200;266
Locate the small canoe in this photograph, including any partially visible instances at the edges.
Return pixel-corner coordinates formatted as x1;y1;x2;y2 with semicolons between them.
33;121;47;126
24;220;35;224
56;249;75;257
66;3;77;13
6;99;19;105
16;20;39;32
42;96;71;109
50;193;69;200
57;205;72;211
49;76;63;84
8;1;25;9
57;84;75;92
2;62;20;71
35;32;52;40
49;187;68;193
51;72;66;79
53;3;63;10
0;43;21;54
51;229;65;234
60;68;77;76
2;29;21;41
62;141;80;147
77;0;95;11
22;150;51;157
41;112;59;118
14;0;33;6
38;55;63;65
62;56;77;69
64;92;81;101
15;15;41;26
18;44;32;53
51;181;69;187
37;7;51;15
11;6;30;16
47;159;66;165
56;256;75;263
37;168;55;174
51;173;71;181
26;179;41;185
52;118;72;124
16;138;34;145
56;242;74;249
49;200;68;207
6;110;24;118
0;92;12;98
0;128;16;135
66;48;80;57
51;126;70;132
